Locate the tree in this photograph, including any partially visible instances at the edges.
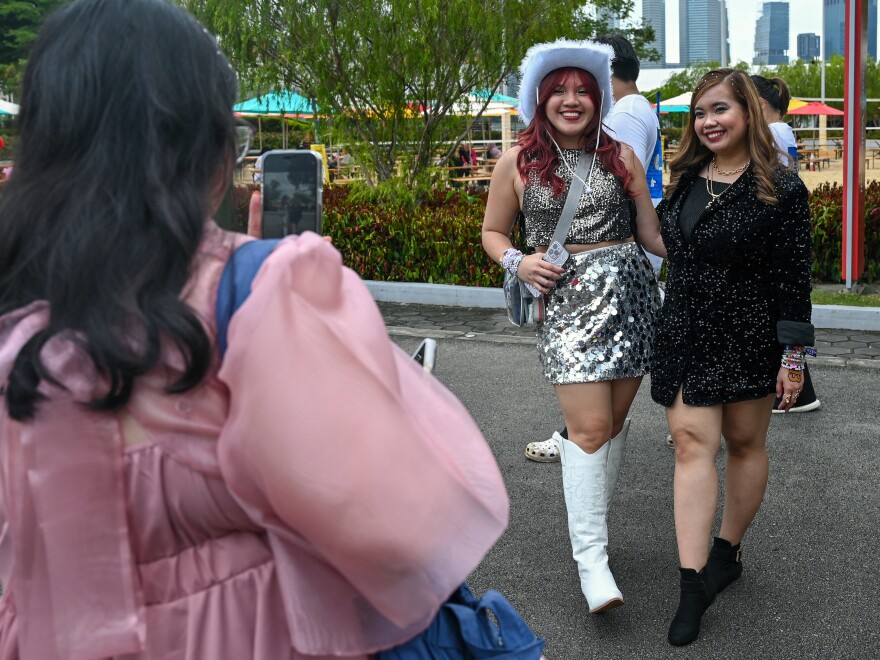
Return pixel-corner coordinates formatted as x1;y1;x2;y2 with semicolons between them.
757;56;880;126
0;0;67;98
573;0;661;66
185;0;647;185
642;60;751;102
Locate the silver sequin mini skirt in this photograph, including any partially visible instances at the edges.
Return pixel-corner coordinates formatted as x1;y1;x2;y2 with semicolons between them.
538;241;660;384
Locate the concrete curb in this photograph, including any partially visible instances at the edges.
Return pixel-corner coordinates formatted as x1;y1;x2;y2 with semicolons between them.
365;280;880;331
364;280;503;308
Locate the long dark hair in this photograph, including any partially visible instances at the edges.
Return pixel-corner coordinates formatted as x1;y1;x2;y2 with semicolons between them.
0;0;238;420
667;69;780;205
517;67;632;197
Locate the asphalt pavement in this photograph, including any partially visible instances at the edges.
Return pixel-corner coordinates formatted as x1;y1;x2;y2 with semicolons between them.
384;305;880;660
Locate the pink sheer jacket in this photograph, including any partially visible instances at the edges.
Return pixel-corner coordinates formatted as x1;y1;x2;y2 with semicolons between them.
0;223;509;659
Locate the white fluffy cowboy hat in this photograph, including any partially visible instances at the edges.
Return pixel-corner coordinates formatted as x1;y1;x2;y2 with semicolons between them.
518;38;615;125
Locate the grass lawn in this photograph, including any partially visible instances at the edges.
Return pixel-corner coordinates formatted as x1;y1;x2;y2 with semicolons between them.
812;290;880;307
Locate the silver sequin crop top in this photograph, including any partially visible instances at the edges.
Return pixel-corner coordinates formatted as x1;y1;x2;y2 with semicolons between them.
522;149;632;247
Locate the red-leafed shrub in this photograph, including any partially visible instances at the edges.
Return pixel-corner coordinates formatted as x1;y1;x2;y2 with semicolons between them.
809;182;880;283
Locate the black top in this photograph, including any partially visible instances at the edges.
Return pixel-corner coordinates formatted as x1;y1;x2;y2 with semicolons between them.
679;177;731;241
651;165;814;408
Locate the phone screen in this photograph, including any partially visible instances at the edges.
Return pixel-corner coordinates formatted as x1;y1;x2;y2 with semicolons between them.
260;150;323;238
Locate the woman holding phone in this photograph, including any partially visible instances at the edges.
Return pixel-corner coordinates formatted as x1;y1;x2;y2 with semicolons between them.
651;69;813;646
482;39;664;613
0;1;509;657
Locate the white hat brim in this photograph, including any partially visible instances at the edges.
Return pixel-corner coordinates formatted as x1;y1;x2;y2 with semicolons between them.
518;39;615;126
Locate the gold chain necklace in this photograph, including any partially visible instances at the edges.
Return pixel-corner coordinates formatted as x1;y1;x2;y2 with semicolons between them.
705;165;723;202
706;157;750;203
712;157;750;176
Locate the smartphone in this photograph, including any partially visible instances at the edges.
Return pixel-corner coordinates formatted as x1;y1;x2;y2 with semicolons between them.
411;338;437;373
258;149;323;238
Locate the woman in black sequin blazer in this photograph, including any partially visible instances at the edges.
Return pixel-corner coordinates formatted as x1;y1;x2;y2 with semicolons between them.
650;70;813;647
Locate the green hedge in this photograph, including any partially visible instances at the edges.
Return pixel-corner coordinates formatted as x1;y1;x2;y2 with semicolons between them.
232;183;500;286
809;181;880;283
233;182;880;285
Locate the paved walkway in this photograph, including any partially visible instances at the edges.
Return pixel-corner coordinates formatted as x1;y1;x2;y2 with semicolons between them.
388;334;880;659
377;301;880;368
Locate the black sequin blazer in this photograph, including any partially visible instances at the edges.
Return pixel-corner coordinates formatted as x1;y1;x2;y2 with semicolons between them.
650;165;813;407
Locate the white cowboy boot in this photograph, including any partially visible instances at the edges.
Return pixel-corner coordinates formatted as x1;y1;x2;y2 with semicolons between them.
605;418;630;508
559;438;623;613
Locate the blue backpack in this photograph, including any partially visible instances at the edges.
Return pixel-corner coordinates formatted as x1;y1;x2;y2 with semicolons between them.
215;239;280;358
378;583;545;660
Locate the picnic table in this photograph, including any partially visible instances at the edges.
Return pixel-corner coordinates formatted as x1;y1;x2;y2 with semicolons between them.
446;162;495;186
798;148;832;170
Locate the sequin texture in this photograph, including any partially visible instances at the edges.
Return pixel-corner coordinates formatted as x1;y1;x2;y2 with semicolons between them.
523;149;632;248
539;242;661;384
650;167;814;407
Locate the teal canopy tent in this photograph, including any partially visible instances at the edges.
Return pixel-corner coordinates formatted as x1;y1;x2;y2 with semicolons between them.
233;92;315;117
0;100;19;116
472;89;519;105
234;92;317;149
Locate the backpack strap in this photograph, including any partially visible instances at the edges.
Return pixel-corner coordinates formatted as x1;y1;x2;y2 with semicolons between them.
216;239;281;358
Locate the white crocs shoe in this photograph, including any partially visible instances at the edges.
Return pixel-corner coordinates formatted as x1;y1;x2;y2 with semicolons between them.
525;432;563;463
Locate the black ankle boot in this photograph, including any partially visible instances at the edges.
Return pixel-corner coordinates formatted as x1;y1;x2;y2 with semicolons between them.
707;536;742;596
667;568;713;647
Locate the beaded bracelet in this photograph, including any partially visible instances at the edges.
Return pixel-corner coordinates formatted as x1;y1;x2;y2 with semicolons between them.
781;345;806;371
500;248;524;277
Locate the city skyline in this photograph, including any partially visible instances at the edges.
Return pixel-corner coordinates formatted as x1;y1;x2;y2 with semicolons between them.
635;0;873;65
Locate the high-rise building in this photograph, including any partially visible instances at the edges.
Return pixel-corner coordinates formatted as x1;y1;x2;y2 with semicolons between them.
824;0;877;60
642;0;666;68
753;2;790;65
679;0;730;65
797;33;821;61
597;6;623;31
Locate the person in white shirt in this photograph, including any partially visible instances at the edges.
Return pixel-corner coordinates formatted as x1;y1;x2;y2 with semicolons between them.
751;75;799;170
596;34;664;277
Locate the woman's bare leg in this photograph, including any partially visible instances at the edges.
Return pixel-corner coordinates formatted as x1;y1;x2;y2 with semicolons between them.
667;390;723;570
609;376;643;437
554;381;613;454
718;394;774;545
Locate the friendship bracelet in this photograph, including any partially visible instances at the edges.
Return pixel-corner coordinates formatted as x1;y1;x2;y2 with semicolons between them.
781;344;806;371
501;248;524;276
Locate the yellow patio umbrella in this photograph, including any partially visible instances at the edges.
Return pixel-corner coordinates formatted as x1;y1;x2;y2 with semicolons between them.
787;98;808;112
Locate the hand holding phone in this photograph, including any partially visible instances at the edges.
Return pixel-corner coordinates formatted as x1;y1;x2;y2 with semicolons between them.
247;189;262;238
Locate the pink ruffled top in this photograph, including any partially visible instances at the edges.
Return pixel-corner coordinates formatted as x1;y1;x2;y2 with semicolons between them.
0;222;509;659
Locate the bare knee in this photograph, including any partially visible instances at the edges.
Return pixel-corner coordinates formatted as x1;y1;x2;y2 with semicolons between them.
567;419;613;454
725;434;767;460
672;428;719;465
